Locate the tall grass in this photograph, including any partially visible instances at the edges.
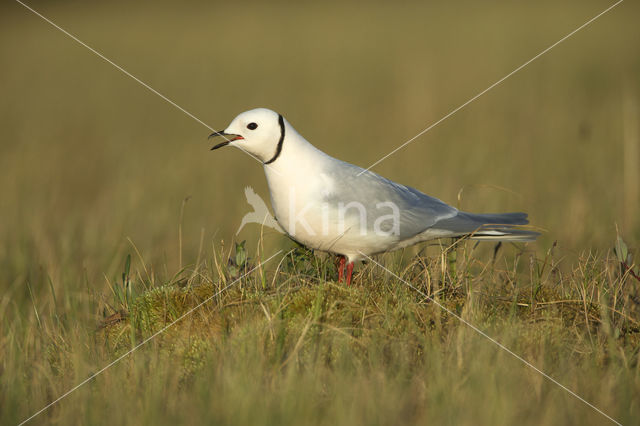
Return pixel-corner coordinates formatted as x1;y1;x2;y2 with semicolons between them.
3;239;640;425
1;0;639;424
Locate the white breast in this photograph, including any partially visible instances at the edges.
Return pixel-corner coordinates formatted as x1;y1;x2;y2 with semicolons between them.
263;139;400;261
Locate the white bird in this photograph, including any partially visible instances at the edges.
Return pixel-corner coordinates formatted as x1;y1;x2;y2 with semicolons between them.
210;108;538;284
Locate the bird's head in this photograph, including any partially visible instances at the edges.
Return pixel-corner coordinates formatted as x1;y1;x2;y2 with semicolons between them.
209;108;285;164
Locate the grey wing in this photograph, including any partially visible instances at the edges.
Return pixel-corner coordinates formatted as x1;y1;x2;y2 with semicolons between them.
329;161;458;239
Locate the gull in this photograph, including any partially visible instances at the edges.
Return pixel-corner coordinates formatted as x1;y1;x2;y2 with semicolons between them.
210;108;539;284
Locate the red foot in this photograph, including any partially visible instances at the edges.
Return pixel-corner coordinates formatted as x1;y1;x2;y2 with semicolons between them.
338;256;346;283
345;262;354;286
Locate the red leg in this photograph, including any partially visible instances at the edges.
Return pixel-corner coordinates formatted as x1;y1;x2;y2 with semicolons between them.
338;256;346;283
345;262;354;286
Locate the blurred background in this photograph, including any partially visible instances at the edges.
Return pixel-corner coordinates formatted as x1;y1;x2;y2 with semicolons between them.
1;0;638;297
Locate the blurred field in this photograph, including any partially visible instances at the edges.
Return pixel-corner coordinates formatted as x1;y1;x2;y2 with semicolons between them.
1;0;639;424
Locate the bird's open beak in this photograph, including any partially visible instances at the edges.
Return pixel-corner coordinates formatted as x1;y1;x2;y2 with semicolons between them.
208;131;244;150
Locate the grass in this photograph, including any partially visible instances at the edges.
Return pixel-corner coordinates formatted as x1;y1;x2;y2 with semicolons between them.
1;0;640;424
4;239;640;425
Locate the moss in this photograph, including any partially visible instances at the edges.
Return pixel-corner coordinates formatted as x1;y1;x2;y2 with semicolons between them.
89;249;640;404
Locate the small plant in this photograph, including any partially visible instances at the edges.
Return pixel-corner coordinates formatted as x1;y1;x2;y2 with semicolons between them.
113;254;136;308
99;254;134;329
614;236;640;282
226;241;251;280
282;243;335;282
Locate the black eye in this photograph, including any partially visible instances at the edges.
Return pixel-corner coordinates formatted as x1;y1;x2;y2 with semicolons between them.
247;122;258;130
